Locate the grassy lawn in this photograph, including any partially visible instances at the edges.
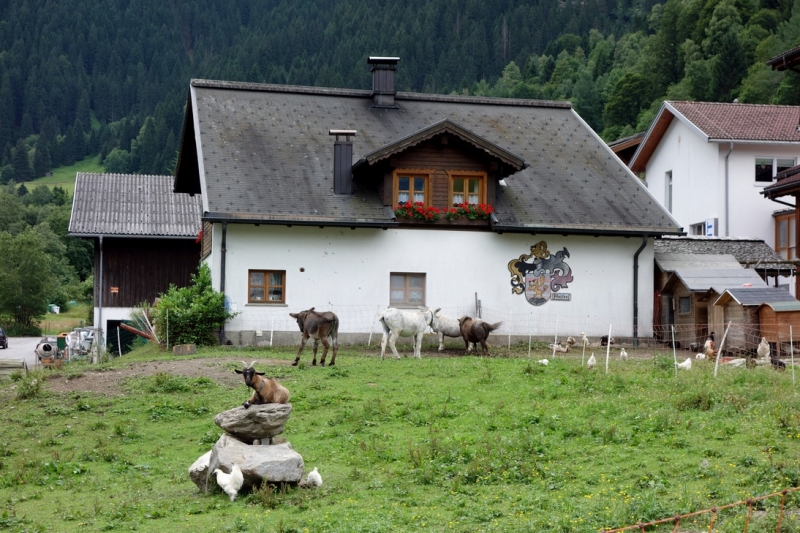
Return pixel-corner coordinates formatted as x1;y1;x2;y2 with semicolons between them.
39;302;92;335
20;156;103;194
1;345;799;532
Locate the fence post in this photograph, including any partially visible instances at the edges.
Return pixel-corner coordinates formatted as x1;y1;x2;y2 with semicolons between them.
605;324;612;375
117;327;122;357
166;308;169;350
791;325;796;386
672;325;678;377
713;321;732;378
269;314;275;347
527;313;532;358
551;314;560;359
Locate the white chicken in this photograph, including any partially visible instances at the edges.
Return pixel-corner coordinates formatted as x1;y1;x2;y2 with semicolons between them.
306;467;323;487
619;347;628;360
724;358;748;368
586;353;596;369
214;464;244;501
537;358;549;365
704;339;717;359
676;357;692;370
566;336;576;346
695;352;706;360
579;332;589;347
757;337;770;359
549;343;569;353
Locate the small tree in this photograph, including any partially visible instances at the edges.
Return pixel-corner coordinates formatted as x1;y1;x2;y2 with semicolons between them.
152;264;235;347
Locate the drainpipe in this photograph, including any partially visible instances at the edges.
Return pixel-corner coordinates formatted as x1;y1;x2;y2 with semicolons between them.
633;234;648;348
724;142;734;236
219;222;228;345
98;235;104;354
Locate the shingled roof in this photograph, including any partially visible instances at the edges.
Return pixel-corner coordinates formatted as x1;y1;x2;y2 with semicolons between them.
69;173;202;238
630;101;800;172
655;235;795;274
174;78;682;236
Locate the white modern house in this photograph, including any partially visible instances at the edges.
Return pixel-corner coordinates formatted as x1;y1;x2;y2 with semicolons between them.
629;101;800;257
173;57;683;347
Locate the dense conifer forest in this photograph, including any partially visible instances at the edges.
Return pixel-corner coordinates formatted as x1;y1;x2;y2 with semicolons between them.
0;0;798;331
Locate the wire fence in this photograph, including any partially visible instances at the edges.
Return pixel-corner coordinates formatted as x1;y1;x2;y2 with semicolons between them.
602;486;800;532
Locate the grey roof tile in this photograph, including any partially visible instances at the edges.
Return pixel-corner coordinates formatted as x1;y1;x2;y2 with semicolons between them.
69;173;202;237
178;80;681;235
655;236;793;272
718;287;797;306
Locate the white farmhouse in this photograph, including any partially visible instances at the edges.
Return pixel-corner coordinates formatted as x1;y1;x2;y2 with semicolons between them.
173;57;682;347
629;101;800;260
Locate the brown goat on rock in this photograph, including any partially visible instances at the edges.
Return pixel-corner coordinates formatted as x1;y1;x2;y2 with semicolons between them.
458;316;503;355
235;361;290;408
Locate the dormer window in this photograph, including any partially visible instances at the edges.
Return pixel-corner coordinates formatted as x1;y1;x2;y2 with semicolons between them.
448;171;486;205
394;169;432;205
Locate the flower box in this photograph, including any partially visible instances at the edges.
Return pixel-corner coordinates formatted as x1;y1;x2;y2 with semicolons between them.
394;202;494;224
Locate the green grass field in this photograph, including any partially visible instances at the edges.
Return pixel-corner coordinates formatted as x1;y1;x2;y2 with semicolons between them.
1;345;799;532
39;302;92;335
20;156;103;194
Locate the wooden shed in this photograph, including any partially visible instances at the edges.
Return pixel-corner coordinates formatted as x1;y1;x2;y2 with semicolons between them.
758;301;800;356
713;287;797;353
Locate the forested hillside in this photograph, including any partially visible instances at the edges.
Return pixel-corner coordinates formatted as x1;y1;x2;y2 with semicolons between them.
1;0;797;185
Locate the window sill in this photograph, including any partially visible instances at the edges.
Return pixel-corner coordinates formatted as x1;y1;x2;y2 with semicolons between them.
246;303;288;307
395;218;490;227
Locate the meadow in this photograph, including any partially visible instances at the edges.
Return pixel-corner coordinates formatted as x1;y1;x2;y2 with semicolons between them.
20;156;103;194
1;343;799;533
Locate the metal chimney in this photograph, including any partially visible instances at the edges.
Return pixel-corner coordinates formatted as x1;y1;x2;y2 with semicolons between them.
329;130;356;195
368;56;399;108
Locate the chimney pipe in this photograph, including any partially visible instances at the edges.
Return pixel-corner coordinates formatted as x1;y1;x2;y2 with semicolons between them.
368;56;399;108
330;130;356;195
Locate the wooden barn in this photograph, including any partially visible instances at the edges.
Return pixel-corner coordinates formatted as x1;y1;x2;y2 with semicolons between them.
758;300;800;357
69;173;202;348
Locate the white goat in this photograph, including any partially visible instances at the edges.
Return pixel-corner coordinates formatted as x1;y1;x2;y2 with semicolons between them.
430;309;467;351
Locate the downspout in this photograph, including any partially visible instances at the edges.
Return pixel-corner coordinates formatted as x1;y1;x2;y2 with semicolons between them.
633;234;648;348
98;235;104;354
219;222;228;345
724;142;734;236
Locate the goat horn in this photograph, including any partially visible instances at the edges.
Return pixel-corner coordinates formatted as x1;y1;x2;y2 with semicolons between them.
240;361;248;369
250;360;257;369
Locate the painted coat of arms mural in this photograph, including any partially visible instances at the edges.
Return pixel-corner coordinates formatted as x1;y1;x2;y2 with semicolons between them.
508;241;573;306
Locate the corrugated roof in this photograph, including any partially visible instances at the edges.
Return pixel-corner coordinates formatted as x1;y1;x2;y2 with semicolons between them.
714;287;797;306
673;268;767;293
69;173;202;237
759;301;800;312
175;79;681;235
655;236;794;272
655;252;743;272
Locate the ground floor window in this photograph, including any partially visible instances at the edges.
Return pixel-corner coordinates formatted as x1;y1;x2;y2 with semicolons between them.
678;296;691;314
248;270;285;303
390;272;425;306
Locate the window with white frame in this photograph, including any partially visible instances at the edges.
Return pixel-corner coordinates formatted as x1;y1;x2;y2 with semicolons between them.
756;157;795;183
390;272;425;306
690;223;705;235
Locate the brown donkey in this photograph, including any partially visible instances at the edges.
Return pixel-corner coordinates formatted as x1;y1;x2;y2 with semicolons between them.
289;307;340;366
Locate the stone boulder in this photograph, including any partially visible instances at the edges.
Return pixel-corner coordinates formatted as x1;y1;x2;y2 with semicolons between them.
193;434;304;492
214;403;292;443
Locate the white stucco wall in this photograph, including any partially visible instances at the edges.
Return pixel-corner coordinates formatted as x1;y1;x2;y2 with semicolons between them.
645;118;800;244
206;223;655;340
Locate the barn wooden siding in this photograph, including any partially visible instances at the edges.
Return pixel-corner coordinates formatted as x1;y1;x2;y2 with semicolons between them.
718;301;759;353
201;221;212;259
94;238;200;307
759;307;800;355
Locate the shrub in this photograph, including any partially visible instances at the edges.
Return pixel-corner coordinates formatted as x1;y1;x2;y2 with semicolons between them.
151;264;236;347
6;323;42;337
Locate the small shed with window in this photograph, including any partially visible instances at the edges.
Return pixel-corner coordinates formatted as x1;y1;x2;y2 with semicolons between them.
712;287;798;353
655;252;768;347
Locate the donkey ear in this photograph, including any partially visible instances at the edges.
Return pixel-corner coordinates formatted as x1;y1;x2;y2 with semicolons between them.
289;312;298;318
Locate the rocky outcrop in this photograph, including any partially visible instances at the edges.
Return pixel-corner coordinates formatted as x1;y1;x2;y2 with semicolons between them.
214;403;292;442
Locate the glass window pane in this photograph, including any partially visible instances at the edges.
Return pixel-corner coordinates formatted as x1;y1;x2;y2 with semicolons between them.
398;177;409;191
679;297;690;313
268;288;283;301
413;192;425;203
413;177;425;192
779;219;788;248
755;158;773;182
390;289;406;303
398;192;409;203
453;179;464;193
409;290;423;303
452;193;464;205
468;193;479;203
777;159;794;174
408;275;424;288
250;272;264;286
390;274;405;288
269;272;283;286
790;218;796;245
250;288;264;301
468;179;480;194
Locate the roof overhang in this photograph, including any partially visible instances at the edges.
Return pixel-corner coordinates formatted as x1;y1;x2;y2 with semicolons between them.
767;45;800;73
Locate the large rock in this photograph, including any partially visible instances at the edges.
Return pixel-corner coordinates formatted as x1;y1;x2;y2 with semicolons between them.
188;450;212;488
194;434;304;492
214;403;292;442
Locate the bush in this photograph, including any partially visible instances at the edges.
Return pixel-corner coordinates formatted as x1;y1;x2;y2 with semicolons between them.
6;323;42;337
151;264;235;347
